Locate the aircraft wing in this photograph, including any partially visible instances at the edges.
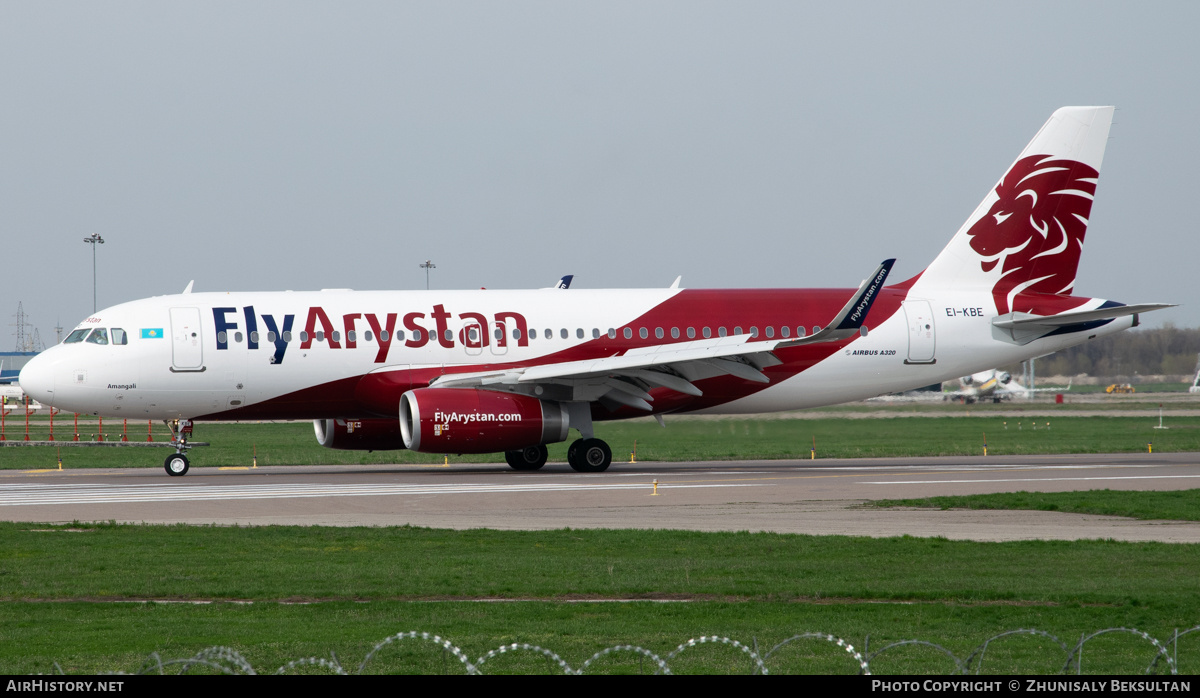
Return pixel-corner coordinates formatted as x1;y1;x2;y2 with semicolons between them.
430;260;895;410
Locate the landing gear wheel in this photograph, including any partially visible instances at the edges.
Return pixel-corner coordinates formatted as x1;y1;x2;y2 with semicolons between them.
567;438;612;473
164;453;190;477
505;444;548;471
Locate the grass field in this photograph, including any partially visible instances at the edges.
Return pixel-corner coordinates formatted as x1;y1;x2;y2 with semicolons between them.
0;522;1197;674
874;489;1200;522
3;409;1199;674
2;414;1198;470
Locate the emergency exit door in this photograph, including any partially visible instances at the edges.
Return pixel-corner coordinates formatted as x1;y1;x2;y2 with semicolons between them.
903;300;936;364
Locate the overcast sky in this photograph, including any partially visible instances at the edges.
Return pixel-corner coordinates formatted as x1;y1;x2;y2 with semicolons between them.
3;2;1197;348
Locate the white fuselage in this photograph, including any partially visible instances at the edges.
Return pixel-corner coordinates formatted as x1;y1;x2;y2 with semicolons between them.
18;285;1132;422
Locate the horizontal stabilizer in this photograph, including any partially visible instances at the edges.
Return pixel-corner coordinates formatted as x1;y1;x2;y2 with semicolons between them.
993;303;1176;330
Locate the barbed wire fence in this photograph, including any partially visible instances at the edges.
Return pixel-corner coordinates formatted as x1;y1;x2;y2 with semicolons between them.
38;625;1198;675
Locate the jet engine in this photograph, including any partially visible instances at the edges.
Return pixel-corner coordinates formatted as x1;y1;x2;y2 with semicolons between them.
399;388;570;453
999;372;1012;384
314;418;407;451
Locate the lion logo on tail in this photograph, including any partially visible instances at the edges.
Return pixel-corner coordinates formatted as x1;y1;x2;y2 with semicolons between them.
967;155;1099;315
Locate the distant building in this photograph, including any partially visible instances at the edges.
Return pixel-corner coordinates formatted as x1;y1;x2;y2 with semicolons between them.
0;351;38;383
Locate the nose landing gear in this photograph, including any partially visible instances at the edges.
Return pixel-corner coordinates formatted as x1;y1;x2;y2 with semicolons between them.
163;419;194;477
164;452;189;476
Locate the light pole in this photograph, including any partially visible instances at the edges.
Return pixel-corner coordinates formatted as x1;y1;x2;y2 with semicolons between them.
420;259;436;290
83;234;105;313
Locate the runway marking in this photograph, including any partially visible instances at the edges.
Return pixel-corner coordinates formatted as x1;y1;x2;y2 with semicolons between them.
861;475;1200;485
0;480;764;507
590;462;1197;488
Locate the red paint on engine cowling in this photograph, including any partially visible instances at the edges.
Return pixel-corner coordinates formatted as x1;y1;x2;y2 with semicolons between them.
313;418;406;451
400;388;564;454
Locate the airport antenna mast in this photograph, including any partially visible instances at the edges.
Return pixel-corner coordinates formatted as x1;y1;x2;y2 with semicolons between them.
420;259;436;290
84;233;105;313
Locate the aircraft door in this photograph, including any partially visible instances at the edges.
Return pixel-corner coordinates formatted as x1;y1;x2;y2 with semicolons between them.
491;321;508;356
461;320;484;357
902;300;936;364
169;307;205;371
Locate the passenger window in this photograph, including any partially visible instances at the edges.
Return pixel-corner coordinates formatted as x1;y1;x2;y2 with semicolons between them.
234;331;244;343
702;327;711;339
267;331;278;343
299;331;309;342
780;326;790;338
65;329;89;343
283;331;294;342
86;328;109;345
346;330;356;343
545;328;552;340
528;328;536;340
444;329;454;342
655;328;664;339
315;331;325;342
671;327;679;339
592;328;601;339
687;327;696;339
623;328;633;339
513;328;521;340
250;331;260;343
560;328;568;339
765;326;774;338
412;329;422;342
495;328;503;341
608;328;616;339
750;327;758;338
394;330;403;341
576;328;584;339
639;328;648;339
217;331;228;344
718;327;727;337
733;326;742;335
111;328;128;345
380;330;391;342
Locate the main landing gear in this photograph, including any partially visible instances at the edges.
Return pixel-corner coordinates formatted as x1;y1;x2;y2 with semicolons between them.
504;438;614;473
505;444;549;471
567;438;612;473
163;419;194;477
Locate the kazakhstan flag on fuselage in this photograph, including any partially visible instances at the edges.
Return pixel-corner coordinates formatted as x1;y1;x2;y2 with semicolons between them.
141;328;164;339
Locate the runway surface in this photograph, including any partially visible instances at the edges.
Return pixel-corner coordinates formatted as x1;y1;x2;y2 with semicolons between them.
2;452;1199;541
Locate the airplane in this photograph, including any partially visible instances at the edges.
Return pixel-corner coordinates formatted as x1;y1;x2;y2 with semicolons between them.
947;369;1071;404
18;107;1173;476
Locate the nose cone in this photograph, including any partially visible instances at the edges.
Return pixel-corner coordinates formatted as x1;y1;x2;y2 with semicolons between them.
18;352;55;405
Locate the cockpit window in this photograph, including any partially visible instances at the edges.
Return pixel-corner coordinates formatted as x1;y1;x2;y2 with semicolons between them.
111;328;128;345
85;328;109;345
64;329;89;344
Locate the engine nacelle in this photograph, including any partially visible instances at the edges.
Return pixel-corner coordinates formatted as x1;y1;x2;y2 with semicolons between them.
999;372;1012;384
399;388;570;454
314;418;407;451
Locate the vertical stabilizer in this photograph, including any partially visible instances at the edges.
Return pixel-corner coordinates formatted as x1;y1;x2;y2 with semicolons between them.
914;107;1115;315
